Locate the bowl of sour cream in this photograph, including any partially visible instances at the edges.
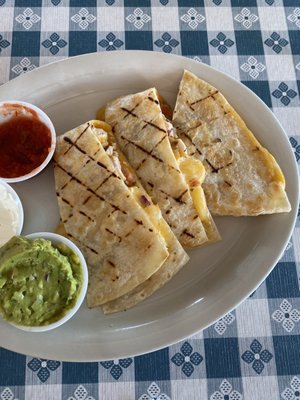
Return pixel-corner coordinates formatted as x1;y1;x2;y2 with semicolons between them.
0;180;23;246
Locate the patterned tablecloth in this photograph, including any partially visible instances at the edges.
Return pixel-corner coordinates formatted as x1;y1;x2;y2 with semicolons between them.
0;0;300;399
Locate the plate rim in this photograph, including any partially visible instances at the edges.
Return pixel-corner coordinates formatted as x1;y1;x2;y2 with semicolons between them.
0;51;298;361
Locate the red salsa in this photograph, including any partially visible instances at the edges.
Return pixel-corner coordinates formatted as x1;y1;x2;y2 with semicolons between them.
0;108;52;179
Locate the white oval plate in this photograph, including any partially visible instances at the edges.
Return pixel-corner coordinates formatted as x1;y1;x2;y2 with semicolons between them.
0;51;298;361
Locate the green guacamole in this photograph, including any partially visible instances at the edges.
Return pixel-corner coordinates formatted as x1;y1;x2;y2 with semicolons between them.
0;236;83;327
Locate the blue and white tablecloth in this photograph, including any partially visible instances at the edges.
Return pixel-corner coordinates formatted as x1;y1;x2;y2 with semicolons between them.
0;1;300;399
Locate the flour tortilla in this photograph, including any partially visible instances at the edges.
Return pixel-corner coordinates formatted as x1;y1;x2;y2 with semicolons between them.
101;214;189;313
172;70;291;216
54;121;169;307
105;89;209;248
57;219;189;314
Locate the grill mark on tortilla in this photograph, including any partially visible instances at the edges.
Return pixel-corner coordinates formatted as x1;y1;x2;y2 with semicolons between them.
64;137;88;156
165;209;171;215
105;228;122;243
186;101;195;111
135;157;147;171
208;116;221;123
145;120;166;133
124;229;135;238
57;193;73;207
108;260;116;268
120;135;180;173
121;106;138;119
63;124;89;155
147;96;159;104
141;123;148;130
135;135;168;171
205;158;219;173
55;163;83;187
181;229;195;239
82;195;92;205
190;91;219;106
121;103;140;120
95;161;121;180
135;219;143;225
92;148;100;157
159;188;187;204
55;163;128;215
61;181;69;190
224;180;232;187
186;121;203;132
147;181;154;188
253;146;260;151
79;210;94;222
152;134;168;150
205;158;233;173
175;189;188;203
66;232;99;254
225;161;233;168
94;173;115;192
121;107;167;133
59;157;93;192
63;137;121;181
193;214;199;220
55;163;93;188
181;132;202;156
86;187;128;215
57;196;93;223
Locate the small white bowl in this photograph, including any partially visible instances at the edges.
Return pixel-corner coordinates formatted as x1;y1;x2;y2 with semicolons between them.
0;180;24;241
0;101;56;183
9;232;88;332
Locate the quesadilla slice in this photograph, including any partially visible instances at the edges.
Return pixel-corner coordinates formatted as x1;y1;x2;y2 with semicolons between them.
101;200;189;313
172;70;291;216
57;208;189;314
105;88;219;247
54;121;170;307
54;120;189;310
159;94;220;243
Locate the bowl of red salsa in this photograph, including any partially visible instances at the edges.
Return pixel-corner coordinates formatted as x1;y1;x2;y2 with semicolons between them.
0;101;56;183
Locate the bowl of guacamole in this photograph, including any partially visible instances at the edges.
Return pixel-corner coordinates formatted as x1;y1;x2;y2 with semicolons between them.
0;232;88;332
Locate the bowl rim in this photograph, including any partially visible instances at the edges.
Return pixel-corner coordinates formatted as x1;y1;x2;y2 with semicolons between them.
0;179;24;237
9;232;88;333
0;100;56;183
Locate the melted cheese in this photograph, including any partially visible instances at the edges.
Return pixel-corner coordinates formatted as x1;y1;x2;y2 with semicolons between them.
130;187;171;244
179;157;205;183
178;157;210;223
190;186;209;222
95;106;106;122
90;119;112;133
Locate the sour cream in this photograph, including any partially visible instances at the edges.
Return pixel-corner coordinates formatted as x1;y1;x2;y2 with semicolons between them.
0;182;23;246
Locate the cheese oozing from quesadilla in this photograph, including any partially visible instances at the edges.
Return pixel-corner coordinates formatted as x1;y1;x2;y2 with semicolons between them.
172;70;291;216
162;110;220;243
105;88;219;248
54;121;172;307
